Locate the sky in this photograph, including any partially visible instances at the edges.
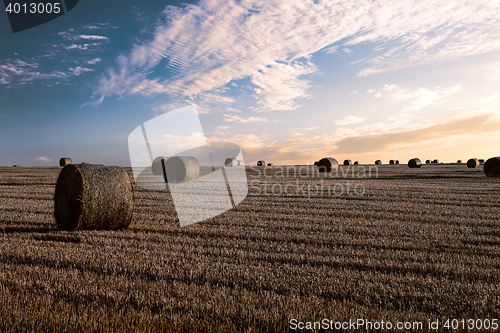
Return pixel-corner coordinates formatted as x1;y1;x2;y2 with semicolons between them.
1;0;500;166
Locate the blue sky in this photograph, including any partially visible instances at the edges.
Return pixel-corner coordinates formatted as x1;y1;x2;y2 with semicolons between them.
1;0;500;166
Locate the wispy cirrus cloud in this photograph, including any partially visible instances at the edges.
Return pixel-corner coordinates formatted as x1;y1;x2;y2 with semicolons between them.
382;83;463;112
223;114;268;123
93;0;500;112
334;116;367;126
35;156;51;162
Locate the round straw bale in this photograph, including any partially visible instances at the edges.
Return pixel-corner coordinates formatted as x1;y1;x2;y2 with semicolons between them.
316;157;339;173
389;160;395;165
375;160;381;165
433;159;439;164
151;156;168;175
163;156;199;184
54;163;135;231
343;159;352;166
257;160;266;166
267;163;273;166
425;160;431;164
13;164;20;167
457;160;462;164
408;158;422;168
484;157;500;177
314;161;318;166
467;158;479;168
479;159;485;164
395;160;399;164
224;157;239;167
59;157;72;167
354;161;359;165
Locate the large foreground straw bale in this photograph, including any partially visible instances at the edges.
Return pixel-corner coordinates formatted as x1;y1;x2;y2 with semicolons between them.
316;157;339;173
59;157;72;167
484;157;500;177
54;163;135;231
408;158;422;168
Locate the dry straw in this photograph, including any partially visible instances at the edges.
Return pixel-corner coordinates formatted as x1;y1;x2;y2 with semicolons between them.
467;158;480;168
484;157;500;177
343;159;352;166
59;157;72;167
408;158;422;168
354;161;359;165
457;160;462;164
375;160;381;165
316;157;339;173
389;160;395;165
54;163;135;231
433;159;439;164
425;160;431;164
257;160;266;166
395;160;399;165
267;163;274;166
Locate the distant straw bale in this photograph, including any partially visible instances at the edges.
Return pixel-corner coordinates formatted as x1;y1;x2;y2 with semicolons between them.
467;158;480;168
343;160;352;166
408;158;422;168
257;160;266;167
59;157;72;167
225;158;240;167
316;157;339;173
163;156;200;184
389;160;395;165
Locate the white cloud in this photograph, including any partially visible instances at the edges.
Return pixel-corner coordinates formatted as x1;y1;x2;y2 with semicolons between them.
223;114;268;123
35;156;50;162
343;47;352;54
374;92;382;98
367;89;375;93
0;58;68;85
324;45;339;54
384;83;463;112
350;90;357;95
334;116;367;126
78;35;108;40
94;0;500;111
68;67;94;76
86;58;102;65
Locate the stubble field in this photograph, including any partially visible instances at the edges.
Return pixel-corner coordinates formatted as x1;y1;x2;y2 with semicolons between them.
0;164;500;332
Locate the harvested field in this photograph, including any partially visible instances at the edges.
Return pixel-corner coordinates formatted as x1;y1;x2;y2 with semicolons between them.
1;165;500;332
